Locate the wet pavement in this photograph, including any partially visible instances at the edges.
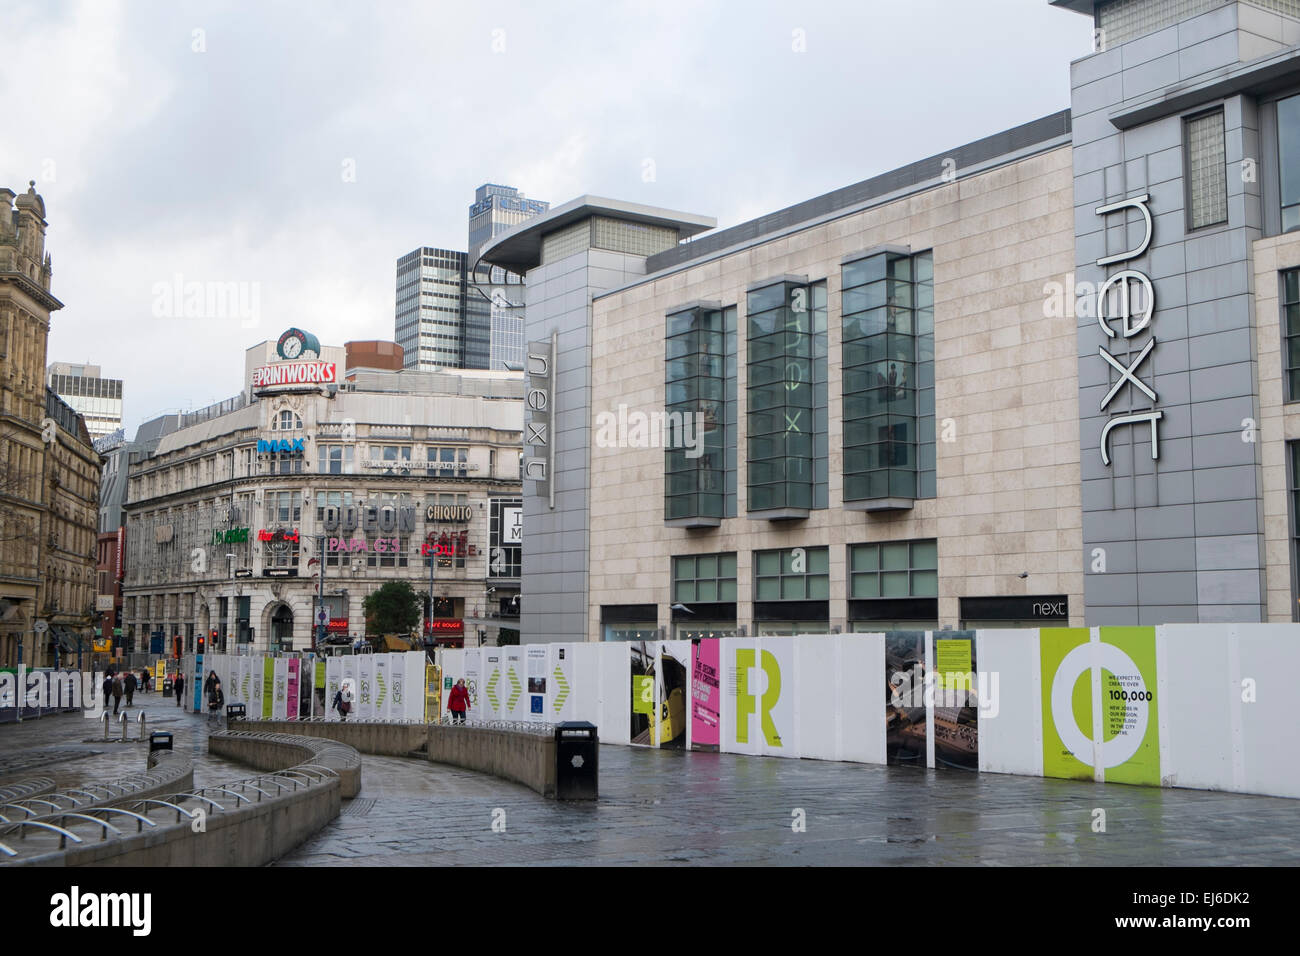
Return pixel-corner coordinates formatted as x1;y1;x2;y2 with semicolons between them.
0;690;248;794
276;744;1300;866
7;698;1298;866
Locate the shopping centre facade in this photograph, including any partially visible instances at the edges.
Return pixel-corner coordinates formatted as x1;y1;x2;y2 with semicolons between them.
481;0;1300;642
120;333;524;654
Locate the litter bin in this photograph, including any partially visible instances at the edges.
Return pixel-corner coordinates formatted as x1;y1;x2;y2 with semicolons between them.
162;678;174;698
227;703;247;724
555;721;598;800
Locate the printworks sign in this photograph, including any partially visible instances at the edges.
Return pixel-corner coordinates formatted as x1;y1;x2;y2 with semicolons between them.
251;362;336;389
1095;194;1161;469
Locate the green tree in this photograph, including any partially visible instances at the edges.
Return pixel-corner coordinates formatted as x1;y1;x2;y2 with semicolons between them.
362;581;423;636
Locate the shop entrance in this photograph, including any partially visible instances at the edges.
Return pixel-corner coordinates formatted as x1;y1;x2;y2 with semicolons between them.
270;604;294;651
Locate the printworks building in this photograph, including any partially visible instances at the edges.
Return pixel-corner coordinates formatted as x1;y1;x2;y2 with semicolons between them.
121;333;523;654
481;0;1300;642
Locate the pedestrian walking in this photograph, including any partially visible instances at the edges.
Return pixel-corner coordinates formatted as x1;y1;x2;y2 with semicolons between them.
447;678;470;725
123;671;136;706
111;675;122;715
207;679;224;722
141;669;150;694
173;673;185;709
333;682;353;721
102;673;113;711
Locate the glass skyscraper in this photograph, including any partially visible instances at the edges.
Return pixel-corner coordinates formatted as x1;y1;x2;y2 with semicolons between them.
395;185;547;371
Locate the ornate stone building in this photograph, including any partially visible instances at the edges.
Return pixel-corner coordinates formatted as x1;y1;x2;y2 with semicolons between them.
0;182;99;667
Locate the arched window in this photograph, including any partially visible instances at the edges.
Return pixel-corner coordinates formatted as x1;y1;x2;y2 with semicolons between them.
276;409;301;431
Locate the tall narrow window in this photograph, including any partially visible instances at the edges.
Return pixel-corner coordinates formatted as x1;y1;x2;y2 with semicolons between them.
1186;108;1227;230
1278;93;1300;234
842;249;934;507
1284;270;1300;401
746;280;827;517
664;304;736;525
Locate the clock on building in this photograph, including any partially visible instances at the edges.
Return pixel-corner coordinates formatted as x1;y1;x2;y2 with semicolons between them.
276;328;322;361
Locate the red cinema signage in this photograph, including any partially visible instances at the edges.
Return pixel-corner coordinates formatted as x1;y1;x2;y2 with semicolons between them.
116;526;125;581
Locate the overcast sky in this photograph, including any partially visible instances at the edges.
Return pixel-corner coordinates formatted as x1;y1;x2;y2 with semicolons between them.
1;0;1091;433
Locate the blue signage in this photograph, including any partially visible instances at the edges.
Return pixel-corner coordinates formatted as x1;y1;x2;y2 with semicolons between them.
257;437;305;454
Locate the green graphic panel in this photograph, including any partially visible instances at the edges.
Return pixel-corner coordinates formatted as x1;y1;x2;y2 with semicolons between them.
262;658;274;719
1098;626;1160;787
1040;628;1093;781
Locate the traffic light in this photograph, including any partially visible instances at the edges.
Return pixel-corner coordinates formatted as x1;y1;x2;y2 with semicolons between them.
197;634;206;656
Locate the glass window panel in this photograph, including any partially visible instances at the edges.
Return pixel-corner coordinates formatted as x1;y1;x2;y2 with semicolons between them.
881;542;909;571
881;571;909;598
755;577;780;600
911;539;938;569
674;581;694;604
1280;95;1300;221
697;580;717;602
756;551;780;575
1186;110;1227;229
807;574;829;600
781;577;804;600
807;547;828;574
911;569;938;597
719;579;736;602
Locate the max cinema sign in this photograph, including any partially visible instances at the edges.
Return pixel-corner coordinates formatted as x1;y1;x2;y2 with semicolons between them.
1095;194;1161;469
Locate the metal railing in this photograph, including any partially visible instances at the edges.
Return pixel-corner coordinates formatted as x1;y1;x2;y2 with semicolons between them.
0;735;350;862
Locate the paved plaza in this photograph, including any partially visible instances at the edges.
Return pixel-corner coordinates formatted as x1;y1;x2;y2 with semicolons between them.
4;700;1297;866
278;745;1300;867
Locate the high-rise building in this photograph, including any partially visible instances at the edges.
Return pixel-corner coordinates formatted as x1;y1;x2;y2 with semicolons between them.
395;247;467;370
395;186;548;373
47;362;123;439
468;184;549;371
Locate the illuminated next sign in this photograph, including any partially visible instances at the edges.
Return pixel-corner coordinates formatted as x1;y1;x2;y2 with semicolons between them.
1095;194;1162;468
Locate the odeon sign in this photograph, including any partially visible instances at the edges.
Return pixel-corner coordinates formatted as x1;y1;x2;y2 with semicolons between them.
1095;194;1161;469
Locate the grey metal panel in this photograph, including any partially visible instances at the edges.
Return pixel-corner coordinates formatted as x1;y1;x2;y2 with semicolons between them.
1190;430;1256;468
1155;469;1196;505
1193;499;1260;536
1085;572;1139;605
1088;538;1138;571
1187;362;1256;401
1134;503;1196;539
1137;569;1200;604
1197;603;1264;623
1185;394;1257;433
1195;533;1265;570
1196;568;1264;604
1137;537;1199;571
1084;508;1137;541
1139;603;1200;624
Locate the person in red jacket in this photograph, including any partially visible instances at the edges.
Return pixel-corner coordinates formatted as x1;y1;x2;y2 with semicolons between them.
447;679;470;724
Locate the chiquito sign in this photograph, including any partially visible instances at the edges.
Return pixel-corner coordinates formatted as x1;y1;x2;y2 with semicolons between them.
1095;194;1162;468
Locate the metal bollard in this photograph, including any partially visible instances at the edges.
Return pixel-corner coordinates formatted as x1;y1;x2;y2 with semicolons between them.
137;711;147;741
119;711;130;742
102;711;110;740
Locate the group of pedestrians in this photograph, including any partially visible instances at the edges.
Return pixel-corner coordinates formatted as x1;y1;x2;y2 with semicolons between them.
100;667;154;715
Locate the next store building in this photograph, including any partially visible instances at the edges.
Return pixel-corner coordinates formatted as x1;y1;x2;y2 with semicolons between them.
481;0;1300;641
